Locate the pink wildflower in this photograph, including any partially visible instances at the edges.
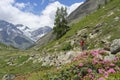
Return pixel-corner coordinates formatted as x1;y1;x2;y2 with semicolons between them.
99;50;105;54
88;68;92;73
91;50;99;56
98;69;104;74
105;67;109;70
89;74;92;78
104;72;109;78
92;58;98;64
98;77;105;80
107;68;116;73
110;63;115;67
114;56;119;62
103;60;110;64
79;63;83;67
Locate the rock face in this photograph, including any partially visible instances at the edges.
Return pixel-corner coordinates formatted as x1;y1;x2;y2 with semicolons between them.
31;26;52;41
36;0;111;48
110;39;120;54
34;31;56;49
0;20;34;50
2;74;15;80
16;24;52;41
67;0;110;23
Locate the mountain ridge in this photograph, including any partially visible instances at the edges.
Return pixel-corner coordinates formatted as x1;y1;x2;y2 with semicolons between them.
35;0;111;48
0;0;120;79
67;0;110;23
0;20;34;50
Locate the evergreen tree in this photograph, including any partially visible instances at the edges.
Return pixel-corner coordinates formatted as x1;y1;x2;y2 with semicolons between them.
53;7;70;39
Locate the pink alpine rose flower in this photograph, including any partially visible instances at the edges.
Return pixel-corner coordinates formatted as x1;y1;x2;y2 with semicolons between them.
98;69;104;74
104;72;109;78
110;63;115;67
91;50;99;56
98;77;105;80
79;63;83;67
88;68;92;73
107;68;116;73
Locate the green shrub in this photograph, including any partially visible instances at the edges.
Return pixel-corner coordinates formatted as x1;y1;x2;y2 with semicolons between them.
62;42;72;51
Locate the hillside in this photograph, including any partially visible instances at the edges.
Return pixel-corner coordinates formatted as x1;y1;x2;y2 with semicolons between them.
35;0;111;48
37;0;120;54
1;0;120;80
0;20;34;50
67;0;110;23
27;0;120;79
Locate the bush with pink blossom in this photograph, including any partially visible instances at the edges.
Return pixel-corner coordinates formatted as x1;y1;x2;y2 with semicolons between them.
48;50;120;80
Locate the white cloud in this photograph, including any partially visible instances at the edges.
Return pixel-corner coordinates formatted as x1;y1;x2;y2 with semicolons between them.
39;1;65;28
0;0;41;30
0;0;84;30
14;2;26;9
67;2;84;15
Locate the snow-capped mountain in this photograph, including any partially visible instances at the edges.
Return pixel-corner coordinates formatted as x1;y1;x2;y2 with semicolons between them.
31;26;52;41
16;25;52;41
16;24;32;40
0;20;34;50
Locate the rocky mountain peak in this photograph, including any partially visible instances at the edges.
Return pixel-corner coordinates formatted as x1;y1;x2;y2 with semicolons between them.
0;20;34;50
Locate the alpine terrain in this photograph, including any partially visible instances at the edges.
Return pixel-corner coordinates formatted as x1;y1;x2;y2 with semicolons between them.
0;0;120;80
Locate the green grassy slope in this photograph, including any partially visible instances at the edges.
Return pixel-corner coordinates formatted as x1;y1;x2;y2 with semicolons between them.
0;0;120;80
37;0;120;53
23;0;120;79
0;43;41;79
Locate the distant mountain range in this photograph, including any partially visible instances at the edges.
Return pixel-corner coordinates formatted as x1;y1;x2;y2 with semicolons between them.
35;0;111;47
31;26;52;41
0;20;52;49
16;24;52;41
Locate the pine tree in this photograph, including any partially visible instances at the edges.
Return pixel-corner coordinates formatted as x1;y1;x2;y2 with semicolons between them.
53;7;70;39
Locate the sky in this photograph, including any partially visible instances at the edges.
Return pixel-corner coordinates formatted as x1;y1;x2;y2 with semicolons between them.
0;0;85;30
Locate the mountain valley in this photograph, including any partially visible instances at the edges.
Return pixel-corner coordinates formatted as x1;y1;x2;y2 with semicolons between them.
0;0;120;80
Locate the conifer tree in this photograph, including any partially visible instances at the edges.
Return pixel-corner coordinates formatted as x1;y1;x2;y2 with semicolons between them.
53;7;69;39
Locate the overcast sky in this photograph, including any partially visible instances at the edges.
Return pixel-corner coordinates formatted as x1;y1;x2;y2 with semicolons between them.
0;0;85;30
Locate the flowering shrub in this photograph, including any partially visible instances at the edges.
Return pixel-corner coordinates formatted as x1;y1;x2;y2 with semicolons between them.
48;50;120;80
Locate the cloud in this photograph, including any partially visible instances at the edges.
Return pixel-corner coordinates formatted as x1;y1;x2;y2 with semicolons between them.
39;1;65;28
0;0;41;30
0;0;84;30
67;2;84;15
14;2;38;12
14;2;26;9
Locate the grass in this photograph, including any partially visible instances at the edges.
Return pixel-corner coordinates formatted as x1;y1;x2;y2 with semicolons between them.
24;0;120;79
38;0;120;53
0;0;120;79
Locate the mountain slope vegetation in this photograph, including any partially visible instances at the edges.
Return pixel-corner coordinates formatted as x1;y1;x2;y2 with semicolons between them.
37;0;120;53
26;0;120;79
0;0;120;80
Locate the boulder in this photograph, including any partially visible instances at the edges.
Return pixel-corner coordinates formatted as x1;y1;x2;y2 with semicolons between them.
114;16;119;21
104;54;115;61
2;74;15;80
110;39;120;54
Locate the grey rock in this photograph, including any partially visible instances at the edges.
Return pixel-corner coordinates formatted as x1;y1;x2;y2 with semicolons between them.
110;39;120;54
114;16;119;21
77;29;87;36
2;74;15;80
95;23;103;28
104;54;115;61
